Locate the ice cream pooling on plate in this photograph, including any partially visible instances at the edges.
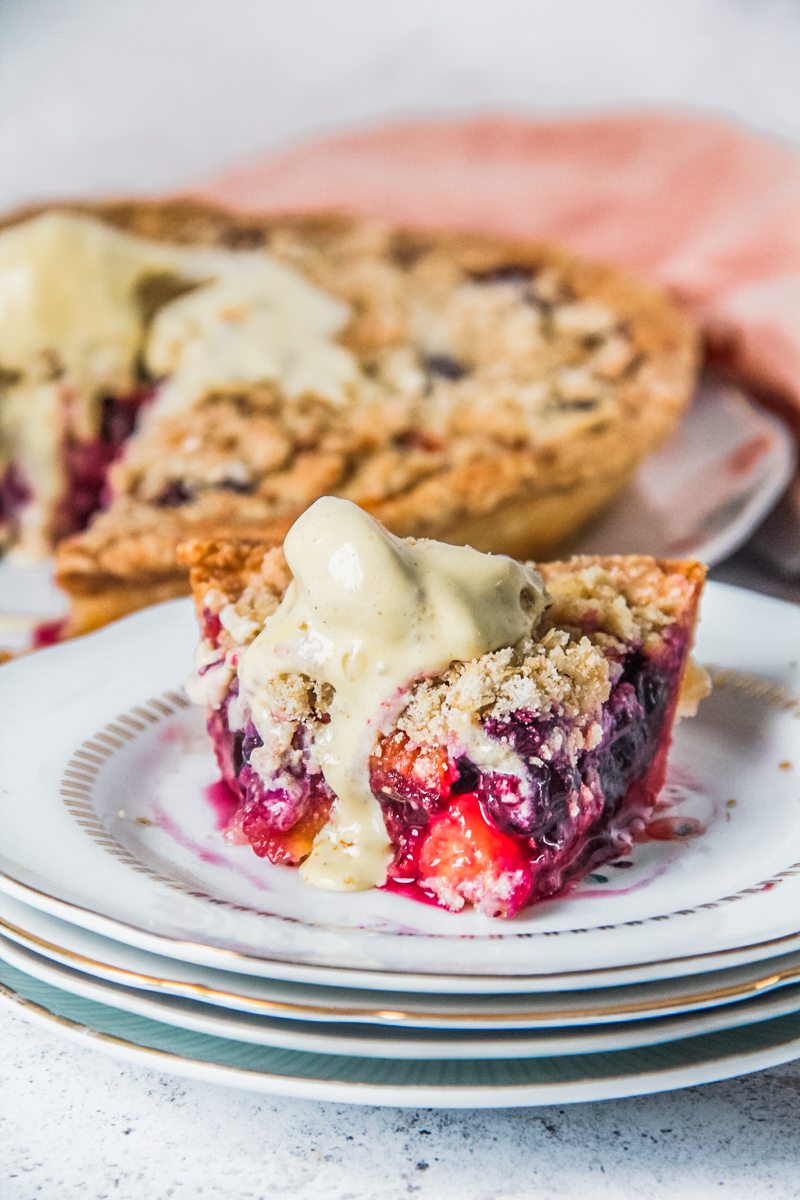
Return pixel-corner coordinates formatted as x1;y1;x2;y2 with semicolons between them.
237;497;547;891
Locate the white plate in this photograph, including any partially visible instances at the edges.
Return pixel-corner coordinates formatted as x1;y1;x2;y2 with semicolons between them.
575;378;795;561
0;378;793;657
0;581;798;981
3;931;800;1061
3;889;800;1031
4;875;800;996
3;958;800;1108
0;560;66;655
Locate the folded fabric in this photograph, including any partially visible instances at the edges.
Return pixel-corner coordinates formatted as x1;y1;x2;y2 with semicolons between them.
200;112;800;439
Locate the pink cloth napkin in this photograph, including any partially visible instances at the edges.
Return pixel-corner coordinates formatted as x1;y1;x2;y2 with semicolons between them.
199;112;800;439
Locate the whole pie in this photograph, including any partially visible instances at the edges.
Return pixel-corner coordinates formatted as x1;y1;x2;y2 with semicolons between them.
182;497;708;917
0;200;697;636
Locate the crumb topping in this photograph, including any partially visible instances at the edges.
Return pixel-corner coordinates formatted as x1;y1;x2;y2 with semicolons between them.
185;547;703;782
108;241;643;518
395;629;611;756
32;205;698;593
35;205;696;580
541;558;703;651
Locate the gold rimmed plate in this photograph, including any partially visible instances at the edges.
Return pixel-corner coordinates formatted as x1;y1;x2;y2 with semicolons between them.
2;892;800;1030
0;582;798;984
3;956;800;1108
3;929;800;1061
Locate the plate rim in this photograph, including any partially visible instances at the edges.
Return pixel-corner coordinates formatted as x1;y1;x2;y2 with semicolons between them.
4;928;800;1062
0;580;799;980
4;878;800;994
578;379;797;565
3;896;800;1029
3;958;800;1108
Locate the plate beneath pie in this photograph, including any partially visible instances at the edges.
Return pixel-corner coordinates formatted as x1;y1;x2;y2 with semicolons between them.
2;957;800;1107
0;580;797;980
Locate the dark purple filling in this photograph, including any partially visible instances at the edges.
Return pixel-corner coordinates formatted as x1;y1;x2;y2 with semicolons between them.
470;265;535;285
54;385;155;540
423;353;468;381
0;462;32;538
209;691;333;862
374;637;686;891
155;477;255;507
477;715;581;843
592;651;672;812
371;755;461;849
238;723;314;833
205;630;688;902
154;480;195;508
216;477;255;495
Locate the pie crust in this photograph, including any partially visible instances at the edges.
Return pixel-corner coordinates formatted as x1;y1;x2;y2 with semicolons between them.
1;200;698;633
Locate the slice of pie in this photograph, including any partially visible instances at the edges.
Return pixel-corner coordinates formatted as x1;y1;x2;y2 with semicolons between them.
181;496;708;918
0;199;697;634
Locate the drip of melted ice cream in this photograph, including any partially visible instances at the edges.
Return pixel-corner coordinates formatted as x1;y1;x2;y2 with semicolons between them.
237;497;547;891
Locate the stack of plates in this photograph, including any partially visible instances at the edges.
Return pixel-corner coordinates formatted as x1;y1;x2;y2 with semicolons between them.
0;579;799;1108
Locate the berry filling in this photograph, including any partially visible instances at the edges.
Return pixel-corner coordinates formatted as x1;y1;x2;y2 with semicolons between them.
422;353;468;381
470;264;536;286
52;385;155;540
0;462;33;543
204;634;688;916
154;479;195;508
30;618;67;648
208;697;334;866
372;641;685;916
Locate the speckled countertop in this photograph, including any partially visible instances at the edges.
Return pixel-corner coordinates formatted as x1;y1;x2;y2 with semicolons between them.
2;1010;799;1200
3;1;800;1195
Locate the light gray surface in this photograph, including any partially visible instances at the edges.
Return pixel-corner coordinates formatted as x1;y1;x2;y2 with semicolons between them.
1;1009;799;1200
2;0;800;1195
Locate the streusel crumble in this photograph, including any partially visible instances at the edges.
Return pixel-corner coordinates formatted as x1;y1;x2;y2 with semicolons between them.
0;198;695;632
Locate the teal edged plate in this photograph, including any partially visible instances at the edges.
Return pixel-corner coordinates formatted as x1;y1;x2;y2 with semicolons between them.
2;958;799;1108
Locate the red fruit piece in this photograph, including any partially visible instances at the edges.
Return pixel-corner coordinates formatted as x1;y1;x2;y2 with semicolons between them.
201;606;223;646
371;731;459;799
243;792;333;866
417;793;532;918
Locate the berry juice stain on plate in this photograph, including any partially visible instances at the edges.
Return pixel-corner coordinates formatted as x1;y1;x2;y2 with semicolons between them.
573;761;717;900
143;797;276;895
205;779;240;831
152;802;232;869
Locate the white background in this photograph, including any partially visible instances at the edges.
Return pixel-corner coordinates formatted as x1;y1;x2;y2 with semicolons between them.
2;2;800;1197
3;0;800;210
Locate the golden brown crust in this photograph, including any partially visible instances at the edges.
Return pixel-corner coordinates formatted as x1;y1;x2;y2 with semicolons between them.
0;197;351;247
65;577;192;637
179;536;290;617
1;198;698;629
539;554;706;644
539;554;707;602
